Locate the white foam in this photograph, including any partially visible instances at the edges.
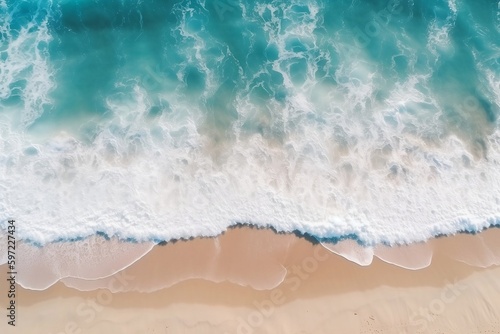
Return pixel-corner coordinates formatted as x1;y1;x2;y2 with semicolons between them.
2;58;500;249
0;10;54;126
425;0;459;61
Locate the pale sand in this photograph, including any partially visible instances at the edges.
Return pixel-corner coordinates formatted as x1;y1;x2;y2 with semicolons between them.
1;227;500;334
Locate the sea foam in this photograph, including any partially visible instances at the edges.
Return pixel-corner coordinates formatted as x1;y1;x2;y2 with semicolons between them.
0;0;499;256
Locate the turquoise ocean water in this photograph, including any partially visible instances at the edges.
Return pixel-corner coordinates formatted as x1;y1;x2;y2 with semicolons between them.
1;0;500;245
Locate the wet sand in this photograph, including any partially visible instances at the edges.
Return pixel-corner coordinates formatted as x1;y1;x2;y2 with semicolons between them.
1;227;500;333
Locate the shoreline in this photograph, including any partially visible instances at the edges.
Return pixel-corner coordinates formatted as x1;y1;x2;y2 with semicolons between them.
1;227;500;333
3;225;500;291
8;221;500;249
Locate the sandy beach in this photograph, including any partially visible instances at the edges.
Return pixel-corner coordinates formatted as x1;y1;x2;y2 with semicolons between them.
1;227;500;334
2;0;500;333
